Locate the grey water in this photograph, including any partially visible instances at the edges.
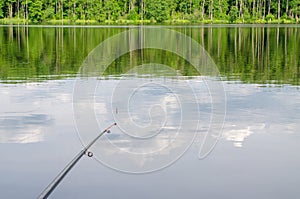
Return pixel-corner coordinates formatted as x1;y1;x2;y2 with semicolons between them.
0;26;300;199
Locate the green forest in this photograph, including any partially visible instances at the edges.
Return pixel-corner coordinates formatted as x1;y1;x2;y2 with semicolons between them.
0;0;299;24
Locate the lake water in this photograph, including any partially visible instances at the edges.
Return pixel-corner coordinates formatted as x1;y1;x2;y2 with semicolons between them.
0;25;300;199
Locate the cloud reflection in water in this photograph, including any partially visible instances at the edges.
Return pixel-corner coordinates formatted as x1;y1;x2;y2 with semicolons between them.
0;114;52;144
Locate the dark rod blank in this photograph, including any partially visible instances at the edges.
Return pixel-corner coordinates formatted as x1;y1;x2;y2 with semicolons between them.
38;123;117;199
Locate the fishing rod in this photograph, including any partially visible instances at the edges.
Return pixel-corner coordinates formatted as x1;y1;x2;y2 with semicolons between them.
38;123;117;199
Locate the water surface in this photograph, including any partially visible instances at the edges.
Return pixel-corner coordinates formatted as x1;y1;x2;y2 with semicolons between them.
0;26;300;199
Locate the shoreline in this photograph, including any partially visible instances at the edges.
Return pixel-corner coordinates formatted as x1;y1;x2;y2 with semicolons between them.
0;18;299;27
1;23;300;28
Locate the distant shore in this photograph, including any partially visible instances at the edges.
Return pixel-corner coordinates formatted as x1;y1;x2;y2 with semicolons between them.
0;18;298;26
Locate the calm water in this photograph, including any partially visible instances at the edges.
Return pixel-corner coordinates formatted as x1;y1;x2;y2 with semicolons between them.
0;25;300;199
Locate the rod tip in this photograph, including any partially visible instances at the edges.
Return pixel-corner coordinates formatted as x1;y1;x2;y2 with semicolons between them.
114;123;117;126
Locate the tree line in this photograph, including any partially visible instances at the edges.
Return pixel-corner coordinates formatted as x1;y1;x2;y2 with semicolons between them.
0;0;299;23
